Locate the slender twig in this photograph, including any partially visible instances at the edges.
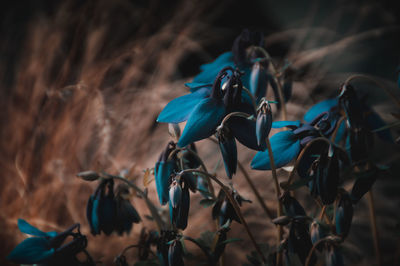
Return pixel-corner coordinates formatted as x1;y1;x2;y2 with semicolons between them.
178;169;267;263
104;173;166;231
367;190;382;266
250;46;287;121
319;205;327;221
237;161;274;220
344;74;400;107
265;138;283;266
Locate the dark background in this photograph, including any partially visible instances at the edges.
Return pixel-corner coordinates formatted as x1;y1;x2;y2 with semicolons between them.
1;0;400;265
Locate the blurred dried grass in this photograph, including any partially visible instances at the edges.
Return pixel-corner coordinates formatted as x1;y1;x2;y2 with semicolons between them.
1;0;400;265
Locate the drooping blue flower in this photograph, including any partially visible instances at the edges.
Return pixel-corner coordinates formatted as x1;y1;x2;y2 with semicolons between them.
87;178;116;235
155;141;177;205
168;239;184;266
217;126;237;179
87;179;140;236
335;191;353;238
114;184;141;235
8;220;92;265
212;189;250;227
169;176;191;230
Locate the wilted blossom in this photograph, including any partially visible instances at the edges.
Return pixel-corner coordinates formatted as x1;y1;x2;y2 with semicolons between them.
335;190;353;239
86;178;140;236
8;219;94;266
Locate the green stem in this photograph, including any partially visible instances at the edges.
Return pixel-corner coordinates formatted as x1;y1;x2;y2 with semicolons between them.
178;169;267;263
367;190;382;266
219;112;254;129
265;138;283;266
104;173;166;231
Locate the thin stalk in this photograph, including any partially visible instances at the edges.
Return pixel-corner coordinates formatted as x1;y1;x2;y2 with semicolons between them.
182;235;214;264
344;74;400;108
208;137;274;219
118;244;157;258
330;116;346;143
179;169;267;263
319;205;327;221
367;191;382;266
286;137;334;186
237;161;274;220
265;138;283;266
250;46;287;120
305;236;342;266
242;86;258;111
219;112;254;129
105;173;166;231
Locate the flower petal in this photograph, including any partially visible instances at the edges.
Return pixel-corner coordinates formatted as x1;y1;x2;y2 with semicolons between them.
193;52;235;83
155;161;175;205
251;130;300;170
18;219;48;237
272;120;301;129
157;87;210;123
178;98;225;147
184;82;212;92
7;237;54;264
304;99;338;123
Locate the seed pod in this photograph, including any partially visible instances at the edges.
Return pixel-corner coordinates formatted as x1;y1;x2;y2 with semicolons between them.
256;104;272;147
250;61;268;102
217;126;237;179
317;146;340;205
77;171;99;181
169;180;182;209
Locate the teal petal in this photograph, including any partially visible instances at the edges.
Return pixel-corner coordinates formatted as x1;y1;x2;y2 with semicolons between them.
272;120;301;128
18;219;47;237
304;99;338;123
193;52;235;84
184;82;212;92
7;237;54;264
178;98;225;147
157;88;210;123
251;130;300;170
155;161;175;205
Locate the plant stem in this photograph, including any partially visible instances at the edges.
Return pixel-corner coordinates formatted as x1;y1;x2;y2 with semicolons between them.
344;74;400;107
208;137;274;220
265;138;283;266
182;235;214;264
219;112;254;129
367;190;382;266
286;137;335;186
330;116;346;143
237;161;274;220
105;173;166;231
179;169;267;263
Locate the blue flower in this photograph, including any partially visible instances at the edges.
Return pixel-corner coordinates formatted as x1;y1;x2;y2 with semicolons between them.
155;142;177;205
8;219;91;265
87;179;140;236
169;176;191;230
212;189;250;227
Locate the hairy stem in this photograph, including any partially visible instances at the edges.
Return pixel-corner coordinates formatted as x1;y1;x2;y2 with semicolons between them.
179;169;267;263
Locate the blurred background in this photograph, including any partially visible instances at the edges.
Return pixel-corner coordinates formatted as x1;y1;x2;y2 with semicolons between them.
1;0;400;265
